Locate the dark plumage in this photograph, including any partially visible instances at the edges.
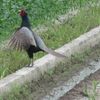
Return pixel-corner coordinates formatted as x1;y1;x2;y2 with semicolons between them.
9;10;66;67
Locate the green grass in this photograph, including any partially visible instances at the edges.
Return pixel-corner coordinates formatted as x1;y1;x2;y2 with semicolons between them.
0;4;100;78
0;0;99;42
84;81;99;100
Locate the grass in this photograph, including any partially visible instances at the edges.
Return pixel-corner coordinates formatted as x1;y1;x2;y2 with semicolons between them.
84;81;99;100
0;0;99;42
1;43;100;100
0;3;100;78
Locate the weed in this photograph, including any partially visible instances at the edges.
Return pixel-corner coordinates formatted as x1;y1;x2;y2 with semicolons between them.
0;68;13;79
84;81;99;100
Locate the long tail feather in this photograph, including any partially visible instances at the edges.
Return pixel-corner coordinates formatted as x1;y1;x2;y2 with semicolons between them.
42;47;66;58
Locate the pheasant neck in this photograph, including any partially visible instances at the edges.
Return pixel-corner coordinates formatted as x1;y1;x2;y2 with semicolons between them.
21;15;31;29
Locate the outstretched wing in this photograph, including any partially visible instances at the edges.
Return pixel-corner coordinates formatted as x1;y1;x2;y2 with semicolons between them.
9;27;36;51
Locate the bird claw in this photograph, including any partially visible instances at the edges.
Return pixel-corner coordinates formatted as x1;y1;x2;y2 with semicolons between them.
26;62;34;67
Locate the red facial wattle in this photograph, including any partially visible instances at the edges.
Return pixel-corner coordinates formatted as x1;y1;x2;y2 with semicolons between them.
20;10;26;17
20;13;25;17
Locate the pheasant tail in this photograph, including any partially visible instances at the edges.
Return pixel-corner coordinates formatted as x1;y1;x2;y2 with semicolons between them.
42;47;66;58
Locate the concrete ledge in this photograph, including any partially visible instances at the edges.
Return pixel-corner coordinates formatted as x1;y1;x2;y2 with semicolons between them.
0;26;100;96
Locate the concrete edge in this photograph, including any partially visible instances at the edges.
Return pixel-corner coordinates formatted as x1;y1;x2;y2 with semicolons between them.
0;26;100;96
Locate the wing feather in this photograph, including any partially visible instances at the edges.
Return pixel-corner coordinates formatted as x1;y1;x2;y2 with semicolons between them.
9;27;36;51
9;36;18;47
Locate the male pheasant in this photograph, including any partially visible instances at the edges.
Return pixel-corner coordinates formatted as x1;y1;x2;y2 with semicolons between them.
9;10;66;67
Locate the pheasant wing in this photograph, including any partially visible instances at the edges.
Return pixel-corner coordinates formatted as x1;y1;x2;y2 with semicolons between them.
9;27;36;51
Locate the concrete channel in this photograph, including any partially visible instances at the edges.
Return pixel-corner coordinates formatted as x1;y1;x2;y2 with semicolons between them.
0;26;100;99
41;59;100;100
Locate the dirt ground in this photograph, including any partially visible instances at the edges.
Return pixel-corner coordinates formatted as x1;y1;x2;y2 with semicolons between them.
59;67;100;100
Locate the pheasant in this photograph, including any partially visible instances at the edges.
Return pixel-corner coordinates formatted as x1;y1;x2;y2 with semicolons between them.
9;10;66;67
